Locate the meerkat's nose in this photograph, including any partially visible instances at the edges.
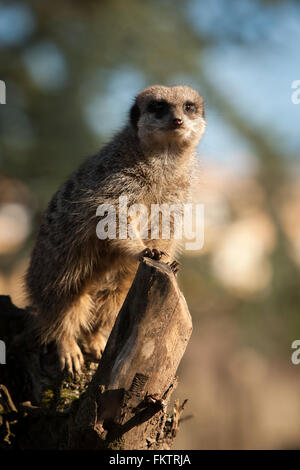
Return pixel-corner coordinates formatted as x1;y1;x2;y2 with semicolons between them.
172;118;183;128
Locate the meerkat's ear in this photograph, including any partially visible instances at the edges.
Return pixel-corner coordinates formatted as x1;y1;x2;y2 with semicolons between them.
199;95;205;119
129;101;140;129
201;102;205;120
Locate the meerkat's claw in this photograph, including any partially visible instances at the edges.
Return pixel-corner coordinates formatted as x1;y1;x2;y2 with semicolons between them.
169;260;180;276
151;248;163;260
139;248;169;262
160;251;168;257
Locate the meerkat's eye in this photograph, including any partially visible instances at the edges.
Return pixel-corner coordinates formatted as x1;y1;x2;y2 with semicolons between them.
147;100;169;117
184;102;196;113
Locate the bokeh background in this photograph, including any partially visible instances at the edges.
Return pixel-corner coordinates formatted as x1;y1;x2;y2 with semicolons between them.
1;0;300;449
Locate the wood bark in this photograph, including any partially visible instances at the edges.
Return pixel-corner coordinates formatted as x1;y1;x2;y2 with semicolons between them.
0;258;192;450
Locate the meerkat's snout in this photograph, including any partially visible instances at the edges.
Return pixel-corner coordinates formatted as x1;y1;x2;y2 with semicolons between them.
171;118;183;129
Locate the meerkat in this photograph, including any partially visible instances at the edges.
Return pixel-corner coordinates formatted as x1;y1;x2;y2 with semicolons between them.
25;85;206;375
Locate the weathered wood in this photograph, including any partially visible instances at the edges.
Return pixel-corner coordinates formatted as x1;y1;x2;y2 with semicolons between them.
68;257;193;449
0;258;192;450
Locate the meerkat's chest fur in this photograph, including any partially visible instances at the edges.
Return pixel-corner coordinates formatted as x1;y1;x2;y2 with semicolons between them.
135;151;195;207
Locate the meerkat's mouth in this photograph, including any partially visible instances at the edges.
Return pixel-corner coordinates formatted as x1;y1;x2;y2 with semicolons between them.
152;127;186;136
166;125;186;133
145;126;190;145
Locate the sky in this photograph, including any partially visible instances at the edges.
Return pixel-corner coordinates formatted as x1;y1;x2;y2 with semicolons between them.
82;0;300;174
187;0;300;172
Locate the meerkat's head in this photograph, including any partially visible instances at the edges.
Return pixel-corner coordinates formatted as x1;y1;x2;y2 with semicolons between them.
129;85;206;150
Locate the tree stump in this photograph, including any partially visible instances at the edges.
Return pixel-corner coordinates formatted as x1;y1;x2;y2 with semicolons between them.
0;258;192;450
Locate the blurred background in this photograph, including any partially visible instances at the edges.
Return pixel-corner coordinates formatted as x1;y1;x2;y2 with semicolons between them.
0;0;300;449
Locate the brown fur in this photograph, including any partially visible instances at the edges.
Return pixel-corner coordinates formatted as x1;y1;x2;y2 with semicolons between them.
25;85;206;374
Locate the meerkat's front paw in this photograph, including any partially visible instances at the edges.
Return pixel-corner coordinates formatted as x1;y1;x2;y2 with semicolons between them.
57;338;84;376
139;248;168;262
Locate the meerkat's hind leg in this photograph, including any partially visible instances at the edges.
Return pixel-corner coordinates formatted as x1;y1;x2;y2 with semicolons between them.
81;271;135;362
53;291;94;376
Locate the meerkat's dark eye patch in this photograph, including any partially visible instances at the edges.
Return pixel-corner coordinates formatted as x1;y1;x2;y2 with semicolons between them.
129;102;140;129
147;99;169;118
184;102;197;113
